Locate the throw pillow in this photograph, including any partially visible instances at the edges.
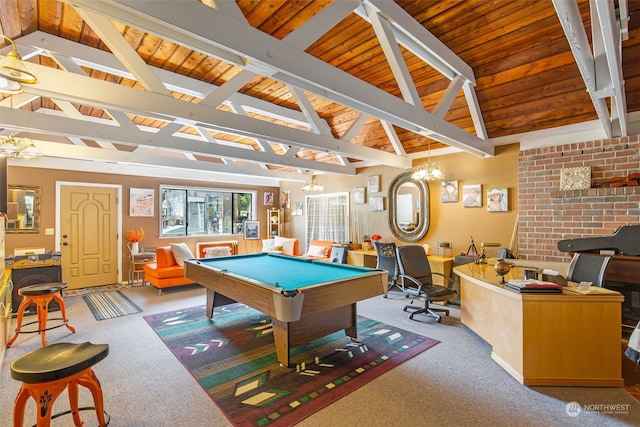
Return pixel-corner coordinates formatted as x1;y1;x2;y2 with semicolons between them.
261;239;276;252
274;236;297;256
171;243;195;266
305;244;328;258
204;246;232;257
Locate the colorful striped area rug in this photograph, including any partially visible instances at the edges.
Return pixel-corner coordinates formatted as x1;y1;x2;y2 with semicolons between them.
83;291;142;320
144;304;439;427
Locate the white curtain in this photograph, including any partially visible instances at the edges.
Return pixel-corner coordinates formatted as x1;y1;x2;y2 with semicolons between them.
305;192;349;247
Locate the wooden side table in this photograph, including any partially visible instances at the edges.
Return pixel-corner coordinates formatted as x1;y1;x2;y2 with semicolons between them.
129;253;155;285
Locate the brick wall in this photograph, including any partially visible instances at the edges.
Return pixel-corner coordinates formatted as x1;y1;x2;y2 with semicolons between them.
518;133;640;262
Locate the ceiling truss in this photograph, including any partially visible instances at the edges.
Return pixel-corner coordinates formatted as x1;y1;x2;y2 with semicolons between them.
0;0;630;183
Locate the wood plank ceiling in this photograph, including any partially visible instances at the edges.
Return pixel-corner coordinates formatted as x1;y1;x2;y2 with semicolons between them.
0;0;638;184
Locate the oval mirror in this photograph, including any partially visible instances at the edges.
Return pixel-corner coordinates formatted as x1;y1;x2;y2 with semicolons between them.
388;172;429;242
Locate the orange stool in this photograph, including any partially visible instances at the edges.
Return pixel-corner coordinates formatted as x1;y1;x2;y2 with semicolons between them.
10;342;109;427
7;282;76;347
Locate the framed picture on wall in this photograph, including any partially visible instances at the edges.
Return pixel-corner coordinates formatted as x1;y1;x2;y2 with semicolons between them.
264;192;274;206
243;220;260;240
487;187;508;212
130;188;154;217
280;190;290;209
369;196;385;212
354;187;366;204
367;175;380;193
292;202;303;216
440;180;458;203
462;184;482;207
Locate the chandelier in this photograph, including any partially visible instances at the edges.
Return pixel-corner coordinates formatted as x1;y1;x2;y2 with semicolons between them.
412;139;443;181
301;177;324;192
0;133;42;159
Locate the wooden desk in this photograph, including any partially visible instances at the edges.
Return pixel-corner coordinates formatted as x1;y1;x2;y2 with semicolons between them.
348;250;453;287
454;262;623;387
347;249;377;268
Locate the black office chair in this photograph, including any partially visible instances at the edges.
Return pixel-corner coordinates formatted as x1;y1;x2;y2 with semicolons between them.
396;245;457;322
374;242;402;297
449;255;476;306
566;252;611;287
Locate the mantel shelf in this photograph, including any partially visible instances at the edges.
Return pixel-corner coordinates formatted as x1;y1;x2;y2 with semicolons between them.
551;186;640;199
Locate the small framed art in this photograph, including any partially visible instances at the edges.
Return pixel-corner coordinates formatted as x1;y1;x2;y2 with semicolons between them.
354;187;366;204
130;188;154;217
369;196;385;211
560;167;591;190
367;175;380;193
292;202;303;216
243;220;260;240
441;180;458;203
462;184;482;207
264;192;274;206
487;188;508;212
280;190;290;209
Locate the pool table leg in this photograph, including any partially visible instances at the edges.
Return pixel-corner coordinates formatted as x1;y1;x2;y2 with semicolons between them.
206;289;238;318
271;303;359;367
271;321;292;367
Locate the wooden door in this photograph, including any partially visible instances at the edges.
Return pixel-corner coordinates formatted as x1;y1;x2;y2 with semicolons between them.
60;185;118;289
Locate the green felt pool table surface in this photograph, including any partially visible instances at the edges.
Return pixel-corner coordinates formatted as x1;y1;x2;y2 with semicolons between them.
191;252;376;291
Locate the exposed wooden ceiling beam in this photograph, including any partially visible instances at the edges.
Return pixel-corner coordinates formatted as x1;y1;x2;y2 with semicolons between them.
552;0;628;138
64;0;494;157
0;105;356;175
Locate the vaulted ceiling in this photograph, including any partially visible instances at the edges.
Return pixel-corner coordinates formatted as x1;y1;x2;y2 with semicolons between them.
0;0;638;185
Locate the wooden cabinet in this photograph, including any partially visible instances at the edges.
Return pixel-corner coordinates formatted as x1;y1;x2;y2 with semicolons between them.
267;208;283;237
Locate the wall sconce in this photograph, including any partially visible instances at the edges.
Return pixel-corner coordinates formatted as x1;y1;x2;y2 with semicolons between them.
301;176;324;192
0;133;42;159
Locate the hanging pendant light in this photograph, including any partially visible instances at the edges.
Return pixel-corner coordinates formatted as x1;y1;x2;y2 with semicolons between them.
301;176;324;192
412;139;444;181
0;35;38;84
0;133;42;159
0;76;23;94
0;95;42;160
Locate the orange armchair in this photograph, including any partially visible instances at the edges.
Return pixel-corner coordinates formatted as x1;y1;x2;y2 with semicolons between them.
143;246;196;294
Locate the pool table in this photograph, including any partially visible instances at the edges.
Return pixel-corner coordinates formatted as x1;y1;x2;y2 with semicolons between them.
184;253;386;366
